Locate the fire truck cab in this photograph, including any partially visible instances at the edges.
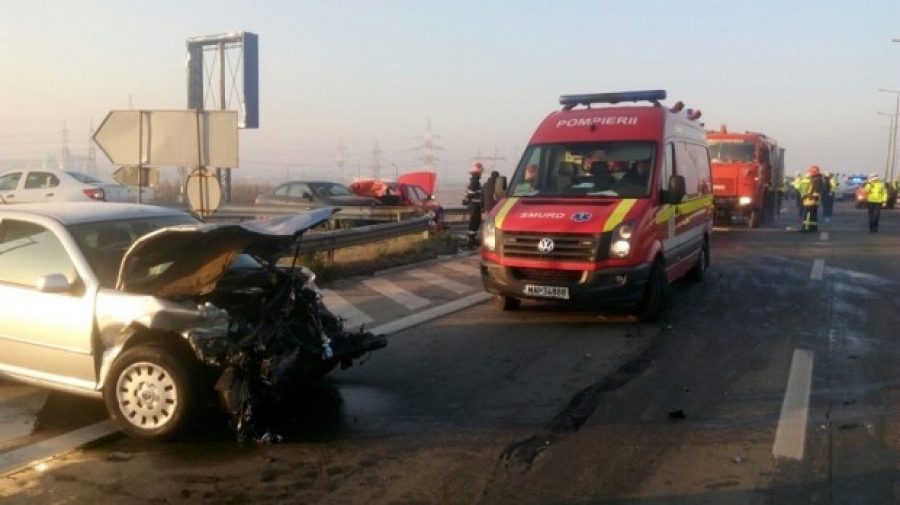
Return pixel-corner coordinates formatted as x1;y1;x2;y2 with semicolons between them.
480;90;713;321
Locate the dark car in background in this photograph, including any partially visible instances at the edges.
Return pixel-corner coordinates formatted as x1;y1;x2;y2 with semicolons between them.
255;180;382;209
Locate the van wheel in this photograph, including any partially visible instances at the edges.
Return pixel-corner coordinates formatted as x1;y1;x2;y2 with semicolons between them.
493;294;521;311
635;262;668;321
686;240;709;283
104;344;200;442
747;208;760;228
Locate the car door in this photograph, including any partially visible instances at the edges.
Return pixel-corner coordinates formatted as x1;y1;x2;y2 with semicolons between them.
14;170;66;203
0;218;97;389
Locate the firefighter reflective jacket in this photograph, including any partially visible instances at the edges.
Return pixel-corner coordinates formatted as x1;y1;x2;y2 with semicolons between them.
864;180;888;204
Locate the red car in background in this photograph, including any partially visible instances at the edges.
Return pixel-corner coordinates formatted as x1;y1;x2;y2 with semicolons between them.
350;171;445;230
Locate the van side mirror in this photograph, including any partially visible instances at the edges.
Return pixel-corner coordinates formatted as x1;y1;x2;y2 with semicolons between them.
661;175;686;204
498;176;508;193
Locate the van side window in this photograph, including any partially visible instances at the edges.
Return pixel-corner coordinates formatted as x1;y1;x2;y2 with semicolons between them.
672;141;712;198
663;142;675;185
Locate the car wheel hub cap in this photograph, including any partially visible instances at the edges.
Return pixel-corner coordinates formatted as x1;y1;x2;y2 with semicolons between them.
117;362;178;429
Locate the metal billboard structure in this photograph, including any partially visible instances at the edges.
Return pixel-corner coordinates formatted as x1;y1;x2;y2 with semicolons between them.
186;31;259;201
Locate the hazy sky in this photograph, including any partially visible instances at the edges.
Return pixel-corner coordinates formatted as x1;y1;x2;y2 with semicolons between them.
1;1;899;186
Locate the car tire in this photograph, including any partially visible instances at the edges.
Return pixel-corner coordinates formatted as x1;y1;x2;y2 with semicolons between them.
493;294;521;311
104;344;200;442
686;239;709;283
635;261;668;322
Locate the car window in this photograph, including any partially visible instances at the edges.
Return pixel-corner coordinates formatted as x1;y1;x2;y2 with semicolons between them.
0;172;22;191
24;172;60;189
288;183;311;198
0;220;77;288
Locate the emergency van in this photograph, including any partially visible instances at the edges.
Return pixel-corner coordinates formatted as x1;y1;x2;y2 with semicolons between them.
480;90;713;321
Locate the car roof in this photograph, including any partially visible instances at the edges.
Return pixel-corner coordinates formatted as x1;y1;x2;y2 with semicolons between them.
0;202;191;225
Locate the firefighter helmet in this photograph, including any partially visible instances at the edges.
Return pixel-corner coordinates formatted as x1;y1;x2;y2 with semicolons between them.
808;165;820;175
470;163;484;175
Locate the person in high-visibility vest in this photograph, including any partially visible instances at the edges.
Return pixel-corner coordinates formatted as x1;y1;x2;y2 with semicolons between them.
800;165;825;232
862;173;888;232
792;172;807;218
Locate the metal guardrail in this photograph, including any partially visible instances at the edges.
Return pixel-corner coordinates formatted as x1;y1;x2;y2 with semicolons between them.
213;204;421;223
295;216;434;263
170;202;470;263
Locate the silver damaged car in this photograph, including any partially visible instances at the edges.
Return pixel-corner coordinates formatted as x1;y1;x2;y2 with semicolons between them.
0;202;386;442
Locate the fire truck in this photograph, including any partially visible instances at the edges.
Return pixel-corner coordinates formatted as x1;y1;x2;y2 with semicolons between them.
707;125;784;228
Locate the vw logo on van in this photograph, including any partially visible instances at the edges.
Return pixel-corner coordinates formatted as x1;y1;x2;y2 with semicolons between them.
571;212;592;222
537;238;555;252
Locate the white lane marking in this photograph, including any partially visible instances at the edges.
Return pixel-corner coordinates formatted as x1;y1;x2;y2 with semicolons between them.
0;420;119;477
773;349;814;460
320;289;373;328
407;269;473;294
372;292;491;336
362;278;431;310
443;262;479;276
810;259;825;281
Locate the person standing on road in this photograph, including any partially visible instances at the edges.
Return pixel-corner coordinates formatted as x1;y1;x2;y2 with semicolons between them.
481;170;500;215
821;171;837;222
800;165;825;232
464;162;484;248
863;173;888;232
792;171;806;218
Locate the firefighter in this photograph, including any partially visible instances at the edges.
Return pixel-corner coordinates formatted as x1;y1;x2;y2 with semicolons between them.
800;165;825;232
862;173;888;232
821;171;837;222
464;162;484;248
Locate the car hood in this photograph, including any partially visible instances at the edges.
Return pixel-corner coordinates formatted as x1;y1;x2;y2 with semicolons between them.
398;171;437;195
116;207;338;297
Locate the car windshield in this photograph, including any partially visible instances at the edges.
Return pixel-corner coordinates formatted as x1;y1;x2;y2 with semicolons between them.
507;141;657;199
68;215;200;288
708;141;756;163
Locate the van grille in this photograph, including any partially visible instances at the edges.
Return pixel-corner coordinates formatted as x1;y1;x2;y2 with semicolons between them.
512;268;584;283
499;231;600;262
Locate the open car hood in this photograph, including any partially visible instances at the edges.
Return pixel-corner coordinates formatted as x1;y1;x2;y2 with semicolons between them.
398;171;437;195
116;207;338;297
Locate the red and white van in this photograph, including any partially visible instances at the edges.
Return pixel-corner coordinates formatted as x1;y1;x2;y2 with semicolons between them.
480;90;713;321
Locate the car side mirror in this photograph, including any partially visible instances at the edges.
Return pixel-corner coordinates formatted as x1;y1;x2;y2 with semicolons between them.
36;273;73;293
661;175;686;204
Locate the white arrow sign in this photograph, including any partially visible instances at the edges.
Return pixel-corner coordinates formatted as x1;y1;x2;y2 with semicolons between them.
93;110;239;168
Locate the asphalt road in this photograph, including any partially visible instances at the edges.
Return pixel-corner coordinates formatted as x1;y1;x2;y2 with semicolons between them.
2;199;900;504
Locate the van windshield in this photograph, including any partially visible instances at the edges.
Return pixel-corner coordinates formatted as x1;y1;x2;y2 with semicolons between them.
508;142;656;198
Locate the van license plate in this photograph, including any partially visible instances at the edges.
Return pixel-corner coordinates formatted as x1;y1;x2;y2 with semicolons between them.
523;284;569;299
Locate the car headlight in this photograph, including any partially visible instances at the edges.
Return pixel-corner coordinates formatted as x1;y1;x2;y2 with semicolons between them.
609;221;634;258
482;219;497;251
739;196;752;206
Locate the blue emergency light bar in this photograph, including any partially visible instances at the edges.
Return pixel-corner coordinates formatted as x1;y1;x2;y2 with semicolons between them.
559;90;667;109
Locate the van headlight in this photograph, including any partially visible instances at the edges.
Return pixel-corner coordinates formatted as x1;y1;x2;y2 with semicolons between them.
609;221;634;258
739;196;752;206
482;219;497;251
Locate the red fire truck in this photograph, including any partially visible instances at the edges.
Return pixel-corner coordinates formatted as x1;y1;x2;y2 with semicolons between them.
707;125;784;228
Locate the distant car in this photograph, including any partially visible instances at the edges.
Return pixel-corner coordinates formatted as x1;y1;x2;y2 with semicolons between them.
0;168;131;203
254;180;382;208
855;182;897;209
349;171;445;229
0;202;384;442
